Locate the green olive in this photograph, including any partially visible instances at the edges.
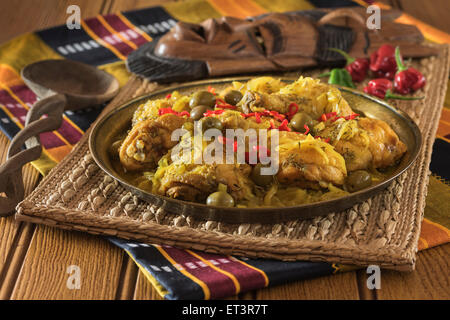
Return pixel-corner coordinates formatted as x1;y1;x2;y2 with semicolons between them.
182;121;194;134
206;191;235;207
251;163;273;186
189;91;216;108
199;116;223;132
190;105;209;120
224;90;243;105
346;170;372;192
289;112;313;133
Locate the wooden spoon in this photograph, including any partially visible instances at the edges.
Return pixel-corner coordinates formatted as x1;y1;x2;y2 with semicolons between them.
0;59;119;216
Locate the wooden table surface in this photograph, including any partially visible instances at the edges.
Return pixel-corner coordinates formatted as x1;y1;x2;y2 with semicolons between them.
0;0;449;300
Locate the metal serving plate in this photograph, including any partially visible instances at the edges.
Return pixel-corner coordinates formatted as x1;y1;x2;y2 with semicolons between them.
89;78;422;224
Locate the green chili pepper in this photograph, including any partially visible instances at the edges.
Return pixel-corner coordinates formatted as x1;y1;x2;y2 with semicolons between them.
319;68;355;88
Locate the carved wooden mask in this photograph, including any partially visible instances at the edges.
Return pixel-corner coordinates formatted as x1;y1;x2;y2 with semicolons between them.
127;8;438;83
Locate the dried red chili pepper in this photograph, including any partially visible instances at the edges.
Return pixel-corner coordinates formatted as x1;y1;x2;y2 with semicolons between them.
204;109;225;117
318;112;337;122
344;113;360;121
241;112;262;123
277;119;291;132
329;48;369;82
240;110;285;123
254;112;261;123
303;124;310;135
393;46;426;95
363;78;424;100
158;107;190;117
207;86;216;95
268;110;285;122
215;98;237;110
369;44;397;80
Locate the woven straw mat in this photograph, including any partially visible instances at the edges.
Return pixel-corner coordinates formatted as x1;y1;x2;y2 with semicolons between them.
16;44;450;271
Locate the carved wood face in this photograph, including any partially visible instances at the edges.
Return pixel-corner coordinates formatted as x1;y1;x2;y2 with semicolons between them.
127;9;439;82
154;13;319;65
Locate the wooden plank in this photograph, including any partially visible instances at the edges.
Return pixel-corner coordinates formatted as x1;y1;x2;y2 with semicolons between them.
375;244;450;299
0;132;40;299
115;255;139;299
0;0;134;300
0;133;22;268
0;0;107;43
5;76;147;299
10;226;126;299
133;271;165;300
0;223;35;299
253;271;362;300
355;269;377;300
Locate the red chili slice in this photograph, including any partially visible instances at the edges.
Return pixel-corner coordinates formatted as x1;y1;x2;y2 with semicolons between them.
208;86;216;95
178;111;190;117
204;109;225;117
344;113;360;120
158;107;190;117
278;119;291;132
269;110;285;122
215;98;237;110
254;112;261;123
304;124;310;135
286;103;299;120
318;112;338;122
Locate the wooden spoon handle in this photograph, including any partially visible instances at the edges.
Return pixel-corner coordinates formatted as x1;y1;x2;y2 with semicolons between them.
0;94;66;217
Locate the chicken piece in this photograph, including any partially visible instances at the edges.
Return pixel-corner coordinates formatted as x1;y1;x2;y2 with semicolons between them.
357;117;407;169
239;91;306;114
159;164;217;201
119;114;189;171
239;77;354;118
154;162;254;202
317;117;407;171
274;131;347;188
